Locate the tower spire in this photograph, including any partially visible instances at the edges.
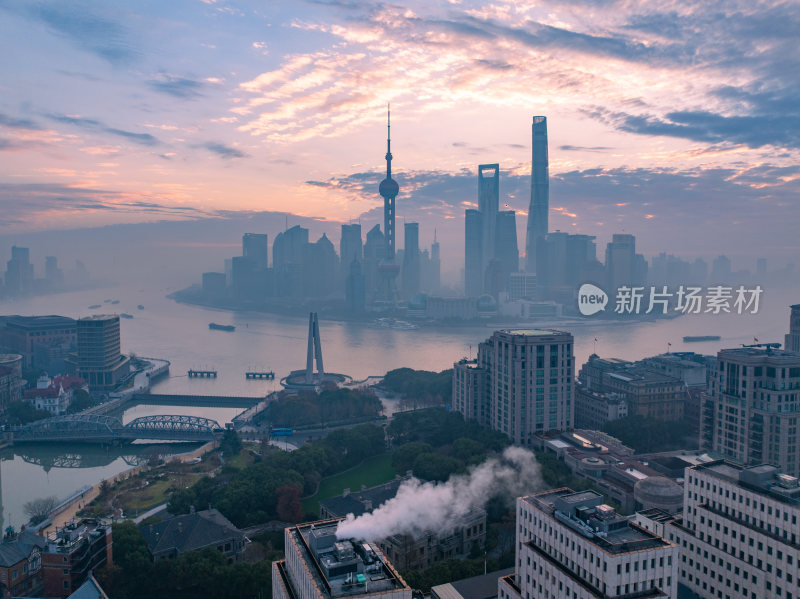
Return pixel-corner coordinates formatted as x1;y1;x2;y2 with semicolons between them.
385;103;392;178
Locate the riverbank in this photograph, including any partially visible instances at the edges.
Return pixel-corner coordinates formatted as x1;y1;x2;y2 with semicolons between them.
38;441;217;534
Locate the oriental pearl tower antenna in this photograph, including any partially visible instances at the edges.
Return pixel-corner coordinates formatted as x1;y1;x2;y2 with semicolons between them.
378;104;400;304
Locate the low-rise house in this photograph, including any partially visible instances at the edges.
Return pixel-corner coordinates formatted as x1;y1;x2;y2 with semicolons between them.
23;375;87;415
0;527;46;598
139;508;246;562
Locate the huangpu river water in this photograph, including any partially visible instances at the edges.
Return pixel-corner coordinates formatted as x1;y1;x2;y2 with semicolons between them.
0;284;795;528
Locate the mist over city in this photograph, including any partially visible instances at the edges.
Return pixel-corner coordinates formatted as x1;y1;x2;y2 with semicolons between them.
0;2;798;599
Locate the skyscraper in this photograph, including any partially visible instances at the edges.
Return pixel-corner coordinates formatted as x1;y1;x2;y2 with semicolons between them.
787;304;800;352
340;224;363;292
401;222;420;298
464;209;483;297
493;209;519;286
378;107;400;301
707;346;800;476
478;163;499;274
363;224;385;302
4;245;34;296
453;329;575;444
242;233;268;270
605;233;646;293
429;232;440;293
525;116;549;272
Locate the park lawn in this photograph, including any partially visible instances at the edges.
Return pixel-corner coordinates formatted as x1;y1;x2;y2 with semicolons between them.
226;446;257;470
119;478;174;513
302;453;395;515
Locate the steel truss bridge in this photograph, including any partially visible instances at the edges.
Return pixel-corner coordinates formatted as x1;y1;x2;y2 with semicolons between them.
10;413;222;444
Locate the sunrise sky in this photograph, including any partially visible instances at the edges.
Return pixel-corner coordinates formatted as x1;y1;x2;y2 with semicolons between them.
1;0;798;265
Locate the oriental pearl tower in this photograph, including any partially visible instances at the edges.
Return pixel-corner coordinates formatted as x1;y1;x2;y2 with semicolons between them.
378;105;400;303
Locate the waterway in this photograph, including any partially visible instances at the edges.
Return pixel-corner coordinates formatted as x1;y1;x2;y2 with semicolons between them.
0;284;796;529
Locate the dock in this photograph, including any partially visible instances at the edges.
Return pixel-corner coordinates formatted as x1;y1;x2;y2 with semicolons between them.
188;369;217;378
246;371;275;380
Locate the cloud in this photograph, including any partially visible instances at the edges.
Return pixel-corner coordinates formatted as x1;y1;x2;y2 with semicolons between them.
201;142;247;159
44;113;159;146
560;145;612;152
23;2;137;64
0;112;41;130
147;74;206;99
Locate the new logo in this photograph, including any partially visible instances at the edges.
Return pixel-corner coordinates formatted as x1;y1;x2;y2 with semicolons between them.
578;283;608;316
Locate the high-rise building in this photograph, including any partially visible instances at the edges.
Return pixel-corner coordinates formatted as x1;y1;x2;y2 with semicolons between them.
273;225;309;298
4;245;34;296
493;210;519;289
706;346;800;475
464;209;483;297
499;489;677;599
478;164;499;273
525;116;549;273
401;222;420;299
710;255;732;282
429;233;441;292
304;234;338;297
75;315;129;393
44;256;63;288
242;233;269;270
605;234;647;293
636;460;800;599
272;518;412;599
536;232;598;300
363;224;385;302
786;304;800;353
340;224;363;292
453;329;574;444
345;259;366;313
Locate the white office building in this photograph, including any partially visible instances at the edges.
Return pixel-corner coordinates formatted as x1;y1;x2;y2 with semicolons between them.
499;489;677;599
637;460;800;599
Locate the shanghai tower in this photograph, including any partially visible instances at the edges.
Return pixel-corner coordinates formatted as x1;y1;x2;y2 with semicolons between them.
525;116;549;272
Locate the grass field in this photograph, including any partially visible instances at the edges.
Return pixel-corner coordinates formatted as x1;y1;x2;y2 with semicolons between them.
302;453;396;515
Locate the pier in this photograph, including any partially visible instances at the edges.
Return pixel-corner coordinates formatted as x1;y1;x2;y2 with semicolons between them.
188;369;217;378
246;371;275;380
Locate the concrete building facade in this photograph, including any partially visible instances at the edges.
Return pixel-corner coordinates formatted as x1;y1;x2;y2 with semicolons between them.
707;346;800;476
499;489;677;599
787;304;800;353
637;460;800;599
273;519;412;599
75;315;129;393
453;329;574;444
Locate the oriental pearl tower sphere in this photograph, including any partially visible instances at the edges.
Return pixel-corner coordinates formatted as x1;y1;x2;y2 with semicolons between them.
378;105;400;301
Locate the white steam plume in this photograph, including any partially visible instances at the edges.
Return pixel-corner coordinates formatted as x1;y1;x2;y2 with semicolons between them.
335;446;542;541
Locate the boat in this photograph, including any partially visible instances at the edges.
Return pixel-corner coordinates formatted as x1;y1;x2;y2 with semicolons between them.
111;300;120;305
209;323;235;332
683;335;721;342
88;304;101;309
137;305;144;310
120;313;134;319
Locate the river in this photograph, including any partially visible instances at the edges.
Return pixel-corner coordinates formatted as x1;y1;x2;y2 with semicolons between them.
0;284;796;529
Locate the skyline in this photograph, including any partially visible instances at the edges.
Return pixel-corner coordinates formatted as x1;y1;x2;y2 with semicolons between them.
1;0;799;266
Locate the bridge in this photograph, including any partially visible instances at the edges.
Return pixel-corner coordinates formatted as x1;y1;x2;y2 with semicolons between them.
10;413;222;444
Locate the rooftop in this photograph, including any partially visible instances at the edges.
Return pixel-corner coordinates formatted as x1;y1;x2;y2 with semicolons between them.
289;519;409;598
524;489;672;555
431;568;514;599
2;315;76;330
140;508;243;557
320;478;405;520
692;460;800;506
718;347;800;363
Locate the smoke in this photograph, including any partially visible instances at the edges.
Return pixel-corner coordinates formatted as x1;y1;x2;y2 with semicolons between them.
335;446;542;541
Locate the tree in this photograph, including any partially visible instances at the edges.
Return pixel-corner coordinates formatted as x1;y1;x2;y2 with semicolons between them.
24;496;58;525
275;485;304;522
4;401;51;426
67;388;95;414
220;428;243;457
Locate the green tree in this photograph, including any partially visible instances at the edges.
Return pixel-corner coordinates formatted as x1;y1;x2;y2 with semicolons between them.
220;428;243;457
3;401;51;426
